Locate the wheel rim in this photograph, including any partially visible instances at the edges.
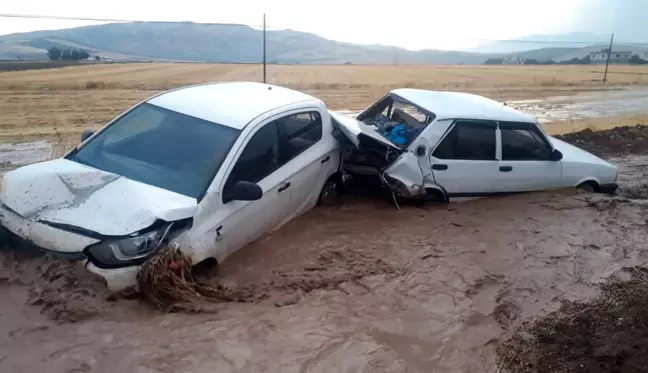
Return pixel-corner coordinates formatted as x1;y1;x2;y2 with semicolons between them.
321;180;338;204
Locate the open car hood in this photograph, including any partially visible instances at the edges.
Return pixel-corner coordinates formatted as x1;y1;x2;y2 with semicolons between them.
0;159;197;236
329;111;401;151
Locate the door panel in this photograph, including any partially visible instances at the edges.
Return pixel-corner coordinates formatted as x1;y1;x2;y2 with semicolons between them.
429;120;500;196
215;173;291;260
210;120;292;260
275;111;334;222
430;158;500;195
495;124;563;192
495;161;562;192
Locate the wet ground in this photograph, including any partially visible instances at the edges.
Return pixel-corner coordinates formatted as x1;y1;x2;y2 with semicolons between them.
2;123;648;372
3;92;648;372
506;87;648;124
0;139;73;176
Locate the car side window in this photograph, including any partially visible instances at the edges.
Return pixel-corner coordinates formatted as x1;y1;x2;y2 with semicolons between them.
223;122;280;202
500;122;552;160
276;111;323;163
432;121;497;160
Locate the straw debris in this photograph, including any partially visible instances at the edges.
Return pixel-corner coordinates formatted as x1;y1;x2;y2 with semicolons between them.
136;247;232;311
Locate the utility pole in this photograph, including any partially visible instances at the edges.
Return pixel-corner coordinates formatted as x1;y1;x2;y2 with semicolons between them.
262;13;267;84
603;33;614;83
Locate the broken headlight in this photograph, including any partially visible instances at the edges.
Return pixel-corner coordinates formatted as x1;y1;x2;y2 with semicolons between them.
85;224;171;268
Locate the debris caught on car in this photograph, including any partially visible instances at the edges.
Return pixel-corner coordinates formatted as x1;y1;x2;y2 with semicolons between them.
136;247;232;311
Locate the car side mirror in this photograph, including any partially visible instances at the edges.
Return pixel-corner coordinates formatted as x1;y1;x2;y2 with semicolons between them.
81;129;94;142
226;181;263;202
550;149;563;161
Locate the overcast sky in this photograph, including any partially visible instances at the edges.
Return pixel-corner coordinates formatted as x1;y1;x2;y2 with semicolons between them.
0;0;645;50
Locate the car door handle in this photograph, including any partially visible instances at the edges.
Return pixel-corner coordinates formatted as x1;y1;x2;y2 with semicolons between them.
432;164;448;170
215;225;223;242
499;166;513;172
321;156;330;164
278;182;291;192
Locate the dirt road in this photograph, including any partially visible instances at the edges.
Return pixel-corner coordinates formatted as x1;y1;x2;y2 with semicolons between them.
0;124;647;372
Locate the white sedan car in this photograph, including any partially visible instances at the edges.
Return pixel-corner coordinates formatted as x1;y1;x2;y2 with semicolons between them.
331;89;618;201
0;82;341;290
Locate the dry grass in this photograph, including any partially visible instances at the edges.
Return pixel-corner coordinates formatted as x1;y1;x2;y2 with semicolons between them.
1;63;648;142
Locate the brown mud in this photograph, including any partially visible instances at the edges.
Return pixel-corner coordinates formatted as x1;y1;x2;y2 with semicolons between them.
498;267;648;373
556;124;648;157
2;125;648;372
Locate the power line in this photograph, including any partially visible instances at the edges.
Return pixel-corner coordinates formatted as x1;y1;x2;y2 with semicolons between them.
0;13;263;28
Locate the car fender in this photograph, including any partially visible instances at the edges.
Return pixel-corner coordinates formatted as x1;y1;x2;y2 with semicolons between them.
383;137;433;196
424;184;449;202
574;176;602;188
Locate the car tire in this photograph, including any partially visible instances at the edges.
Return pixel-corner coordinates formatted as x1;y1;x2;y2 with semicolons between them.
425;188;448;203
318;174;340;207
577;181;598;193
0;225;16;250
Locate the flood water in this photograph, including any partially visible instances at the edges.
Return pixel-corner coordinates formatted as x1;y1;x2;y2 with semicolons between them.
0;141;55;176
507;87;648;123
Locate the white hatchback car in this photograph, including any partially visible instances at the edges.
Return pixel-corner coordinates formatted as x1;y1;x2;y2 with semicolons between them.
0;82;341;290
331;89;619;201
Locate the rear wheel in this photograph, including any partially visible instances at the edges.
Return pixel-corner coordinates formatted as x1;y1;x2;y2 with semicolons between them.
425;188;448;203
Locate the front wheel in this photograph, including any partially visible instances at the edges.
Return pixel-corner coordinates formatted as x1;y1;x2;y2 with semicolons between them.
318;175;340;207
577;181;598;193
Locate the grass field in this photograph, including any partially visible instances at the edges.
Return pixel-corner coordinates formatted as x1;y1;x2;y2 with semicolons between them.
2;63;648;142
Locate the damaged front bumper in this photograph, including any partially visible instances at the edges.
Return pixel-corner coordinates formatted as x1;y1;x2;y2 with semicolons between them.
0;203;140;291
86;262;140;291
0;203;99;254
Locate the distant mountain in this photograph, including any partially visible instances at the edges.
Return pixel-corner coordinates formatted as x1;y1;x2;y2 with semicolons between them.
0;25;644;65
0;22;504;65
469;32;614;54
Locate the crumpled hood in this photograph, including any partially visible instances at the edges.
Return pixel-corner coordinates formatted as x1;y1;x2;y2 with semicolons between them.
0;159;197;236
329;110;401;151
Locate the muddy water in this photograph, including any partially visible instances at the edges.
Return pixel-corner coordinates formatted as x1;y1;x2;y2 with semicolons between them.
0;139;74;176
3;155;648;372
507;87;648;123
0;141;55;176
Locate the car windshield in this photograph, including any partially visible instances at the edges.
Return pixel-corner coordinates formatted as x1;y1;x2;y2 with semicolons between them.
67;103;240;199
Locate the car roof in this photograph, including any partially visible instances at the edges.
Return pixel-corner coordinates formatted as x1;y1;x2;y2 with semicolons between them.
390;89;536;123
147;81;320;130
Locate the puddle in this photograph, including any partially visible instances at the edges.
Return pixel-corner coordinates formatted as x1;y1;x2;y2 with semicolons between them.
0;140;74;177
506;88;648;123
0;141;55;176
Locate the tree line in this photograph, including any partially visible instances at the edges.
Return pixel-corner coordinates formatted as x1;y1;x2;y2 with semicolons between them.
47;47;92;61
485;54;648;65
